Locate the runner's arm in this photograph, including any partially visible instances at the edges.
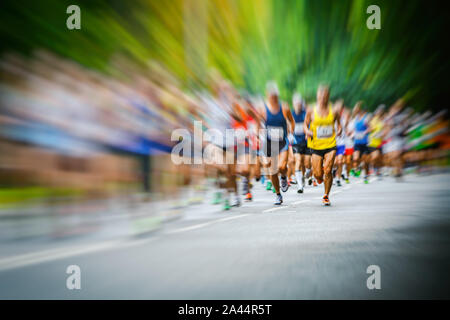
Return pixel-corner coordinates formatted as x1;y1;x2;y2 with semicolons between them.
364;115;373;135
334;109;342;137
282;102;295;135
304;107;313;139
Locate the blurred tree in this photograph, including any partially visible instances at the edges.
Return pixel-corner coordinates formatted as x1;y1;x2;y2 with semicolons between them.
0;0;447;111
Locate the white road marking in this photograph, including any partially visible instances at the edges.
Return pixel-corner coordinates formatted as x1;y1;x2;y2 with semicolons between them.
292;200;311;205
0;214;252;271
0;240;123;272
0;175;375;272
263;207;285;213
166;222;213;234
166;214;249;234
114;237;159;249
218;215;250;222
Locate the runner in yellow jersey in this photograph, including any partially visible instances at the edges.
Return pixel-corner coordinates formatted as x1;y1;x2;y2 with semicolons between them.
304;85;342;206
368;105;385;179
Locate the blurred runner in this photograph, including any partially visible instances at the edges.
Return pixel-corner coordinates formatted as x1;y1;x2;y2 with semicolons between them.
352;102;371;184
383;99;406;180
233;97;261;202
333;99;346;187
203;81;240;210
368;105;385;179
260;82;295;205
291;92;310;193
344;108;355;182
304;85;342;206
287;145;296;186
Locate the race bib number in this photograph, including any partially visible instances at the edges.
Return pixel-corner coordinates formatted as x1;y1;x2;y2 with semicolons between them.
316;125;333;139
267;126;284;141
294;123;304;135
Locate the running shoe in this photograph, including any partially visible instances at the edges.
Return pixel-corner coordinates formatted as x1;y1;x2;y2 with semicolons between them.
355;169;361;177
266;180;272;191
232;197;241;207
223;199;231;210
322;195;331;206
245;192;252;201
336;179;342;187
290;179;297;185
350;169;355;176
297;186;304;194
274;194;283;205
364;176;369;184
313;179;318;187
280;176;289;192
308;177;313;185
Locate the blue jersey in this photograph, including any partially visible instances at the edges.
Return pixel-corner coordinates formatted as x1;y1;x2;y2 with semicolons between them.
264;103;287;142
354;114;369;145
292;108;306;142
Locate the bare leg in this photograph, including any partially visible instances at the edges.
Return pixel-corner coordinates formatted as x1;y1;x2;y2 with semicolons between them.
353;150;361;171
227;163;237;194
237;154;250;193
323;150;337;195
370;150;380;172
278;150;289;177
311;154;324;183
336;154;343;179
287;146;294;180
362;154;370;176
270;171;280;193
345;154;352;177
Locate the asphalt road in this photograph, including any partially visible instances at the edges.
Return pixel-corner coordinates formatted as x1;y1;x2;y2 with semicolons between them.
1;172;449;299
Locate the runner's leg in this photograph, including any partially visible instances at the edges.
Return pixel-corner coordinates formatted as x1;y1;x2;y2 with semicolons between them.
311;153;324;184
323;150;337;196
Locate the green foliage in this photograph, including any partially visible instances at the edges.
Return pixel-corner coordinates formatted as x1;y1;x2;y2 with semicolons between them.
0;0;446;111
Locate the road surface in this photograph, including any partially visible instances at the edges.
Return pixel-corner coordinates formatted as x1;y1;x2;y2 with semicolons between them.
0;172;449;299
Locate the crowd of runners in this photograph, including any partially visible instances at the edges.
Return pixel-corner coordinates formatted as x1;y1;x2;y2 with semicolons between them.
177;76;449;210
0;51;448;211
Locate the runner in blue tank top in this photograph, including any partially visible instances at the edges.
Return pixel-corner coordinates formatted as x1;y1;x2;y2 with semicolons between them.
291;93;311;193
261;81;295;205
351;102;372;183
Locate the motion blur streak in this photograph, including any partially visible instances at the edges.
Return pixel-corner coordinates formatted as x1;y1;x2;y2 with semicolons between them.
0;0;448;298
